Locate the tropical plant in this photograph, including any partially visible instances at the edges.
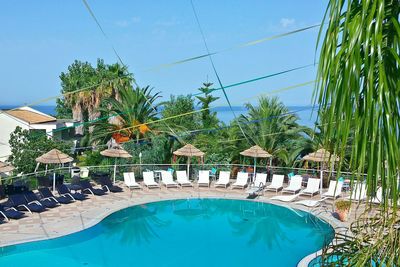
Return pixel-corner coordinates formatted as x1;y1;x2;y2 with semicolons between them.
240;96;310;166
316;0;399;265
56;59;133;134
161;94;200;132
8;127;72;173
90;86;161;145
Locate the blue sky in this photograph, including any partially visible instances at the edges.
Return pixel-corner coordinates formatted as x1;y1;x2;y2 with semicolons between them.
0;0;327;107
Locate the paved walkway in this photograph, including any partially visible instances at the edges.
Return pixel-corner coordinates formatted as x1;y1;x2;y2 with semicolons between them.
0;183;354;248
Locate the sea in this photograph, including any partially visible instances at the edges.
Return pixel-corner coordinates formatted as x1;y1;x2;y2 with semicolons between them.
0;105;318;128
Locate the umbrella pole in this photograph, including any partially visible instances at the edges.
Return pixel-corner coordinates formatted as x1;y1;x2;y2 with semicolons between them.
53;171;56;192
113;158;117;184
253;157;256;182
187;157;190;179
320;165;323;195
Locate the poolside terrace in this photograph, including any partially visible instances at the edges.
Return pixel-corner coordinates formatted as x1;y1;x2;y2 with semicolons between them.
0;166;363;248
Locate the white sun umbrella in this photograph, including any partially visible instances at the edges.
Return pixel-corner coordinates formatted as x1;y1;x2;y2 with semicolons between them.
36;149;73;191
100;146;132;183
303;148;340;194
240;145;272;180
173;144;205;178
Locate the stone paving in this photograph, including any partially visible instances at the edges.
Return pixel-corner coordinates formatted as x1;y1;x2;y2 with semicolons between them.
0;181;357;249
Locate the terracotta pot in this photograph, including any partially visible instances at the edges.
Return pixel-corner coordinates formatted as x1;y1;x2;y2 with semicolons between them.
336;208;350;222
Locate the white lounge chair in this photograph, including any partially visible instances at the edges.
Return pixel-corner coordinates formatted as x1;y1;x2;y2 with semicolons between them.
300;178;320;197
123;172;141;189
246;173;267;195
265;174;284;193
214;171;230;188
322;180;343;199
197;170;210;187
271;193;300;202
80;167;89;178
161;171;179;188
176;171;193;187
231;172;249;189
346;183;367;202
143;171;160;189
282;175;303;194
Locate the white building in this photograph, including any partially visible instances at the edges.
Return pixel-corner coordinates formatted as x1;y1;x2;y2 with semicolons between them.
0;106;76;161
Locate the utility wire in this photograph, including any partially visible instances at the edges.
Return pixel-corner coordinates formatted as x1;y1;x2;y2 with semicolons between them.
74;105;319;151
82;0;124;65
81;0;180;143
144;24;320;71
52;79;315;134
189;0;253;146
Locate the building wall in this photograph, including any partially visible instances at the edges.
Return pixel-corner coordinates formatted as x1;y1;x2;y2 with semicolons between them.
0;113;27;161
0;115;58;161
0;109;75;161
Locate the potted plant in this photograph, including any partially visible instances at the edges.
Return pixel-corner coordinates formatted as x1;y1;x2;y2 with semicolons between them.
335;200;351;222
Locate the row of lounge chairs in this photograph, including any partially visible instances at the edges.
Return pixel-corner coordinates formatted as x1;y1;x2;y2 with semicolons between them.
0;176;123;223
124;171;320;195
270;180;371;207
123;170;261;189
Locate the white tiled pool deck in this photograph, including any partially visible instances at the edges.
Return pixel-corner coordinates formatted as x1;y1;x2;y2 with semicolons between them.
0;182;359;266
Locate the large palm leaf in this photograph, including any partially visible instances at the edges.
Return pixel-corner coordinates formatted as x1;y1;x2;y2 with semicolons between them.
316;0;399;265
240;97;310;166
91;86;161;144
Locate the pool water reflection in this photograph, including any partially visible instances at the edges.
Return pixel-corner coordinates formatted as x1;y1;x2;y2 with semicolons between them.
0;199;334;267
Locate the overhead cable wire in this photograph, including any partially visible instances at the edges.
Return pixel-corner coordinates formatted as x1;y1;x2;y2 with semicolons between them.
80;0;181;142
82;0;124;65
74;105;319;151
189;0;253;146
144;24;321;71
52;79;316;134
191;64;316;96
1;22;318;114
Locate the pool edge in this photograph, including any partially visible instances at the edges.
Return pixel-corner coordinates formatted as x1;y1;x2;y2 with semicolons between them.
0;194;341;262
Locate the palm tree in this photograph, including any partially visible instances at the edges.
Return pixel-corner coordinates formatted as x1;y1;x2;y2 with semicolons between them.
239;97;310;166
60;59;133;134
316;0;399;265
90;86;161;145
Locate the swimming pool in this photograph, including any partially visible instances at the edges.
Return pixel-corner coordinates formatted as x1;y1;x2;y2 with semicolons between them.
0;199;334;266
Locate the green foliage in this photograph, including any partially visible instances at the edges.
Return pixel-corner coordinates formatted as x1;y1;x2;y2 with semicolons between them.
8;126;72;174
240;96;309;166
56;59;134;134
195;82;220;128
316;0;400;265
91;86;161;145
55;97;72;119
76;151;105;166
123;135;171;164
161;94;199;131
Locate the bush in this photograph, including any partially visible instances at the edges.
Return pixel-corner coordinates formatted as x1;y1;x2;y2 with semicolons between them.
8;126;72;174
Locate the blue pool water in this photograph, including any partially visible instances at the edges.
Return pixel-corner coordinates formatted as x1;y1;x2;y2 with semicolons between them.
0;199;334;267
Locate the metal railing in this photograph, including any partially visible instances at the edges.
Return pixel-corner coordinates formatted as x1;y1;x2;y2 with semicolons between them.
0;163;364;191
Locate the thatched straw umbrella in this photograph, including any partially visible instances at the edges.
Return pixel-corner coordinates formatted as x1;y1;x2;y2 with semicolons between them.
100;146;132;183
36;149;73;191
173;144;205;178
240;145;272;178
303;148;339;194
